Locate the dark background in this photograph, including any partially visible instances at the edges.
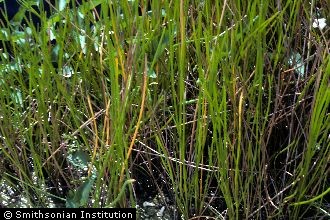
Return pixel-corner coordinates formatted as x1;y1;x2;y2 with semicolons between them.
0;0;89;26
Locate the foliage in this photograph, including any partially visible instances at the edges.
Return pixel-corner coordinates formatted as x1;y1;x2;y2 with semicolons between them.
0;0;329;219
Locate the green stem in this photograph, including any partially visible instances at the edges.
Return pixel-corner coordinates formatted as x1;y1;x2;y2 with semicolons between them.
105;179;135;208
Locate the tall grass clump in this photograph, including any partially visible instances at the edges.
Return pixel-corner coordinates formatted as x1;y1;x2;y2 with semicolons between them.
0;0;329;219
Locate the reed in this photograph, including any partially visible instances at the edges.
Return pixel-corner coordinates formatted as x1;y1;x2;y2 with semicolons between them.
0;0;328;219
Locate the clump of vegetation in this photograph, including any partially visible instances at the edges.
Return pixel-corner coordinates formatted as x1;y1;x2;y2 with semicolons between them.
0;0;329;219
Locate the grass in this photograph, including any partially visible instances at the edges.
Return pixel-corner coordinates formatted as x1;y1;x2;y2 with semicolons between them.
0;0;329;219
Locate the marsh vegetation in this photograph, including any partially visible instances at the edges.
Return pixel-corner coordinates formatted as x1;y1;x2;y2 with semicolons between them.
0;0;329;219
